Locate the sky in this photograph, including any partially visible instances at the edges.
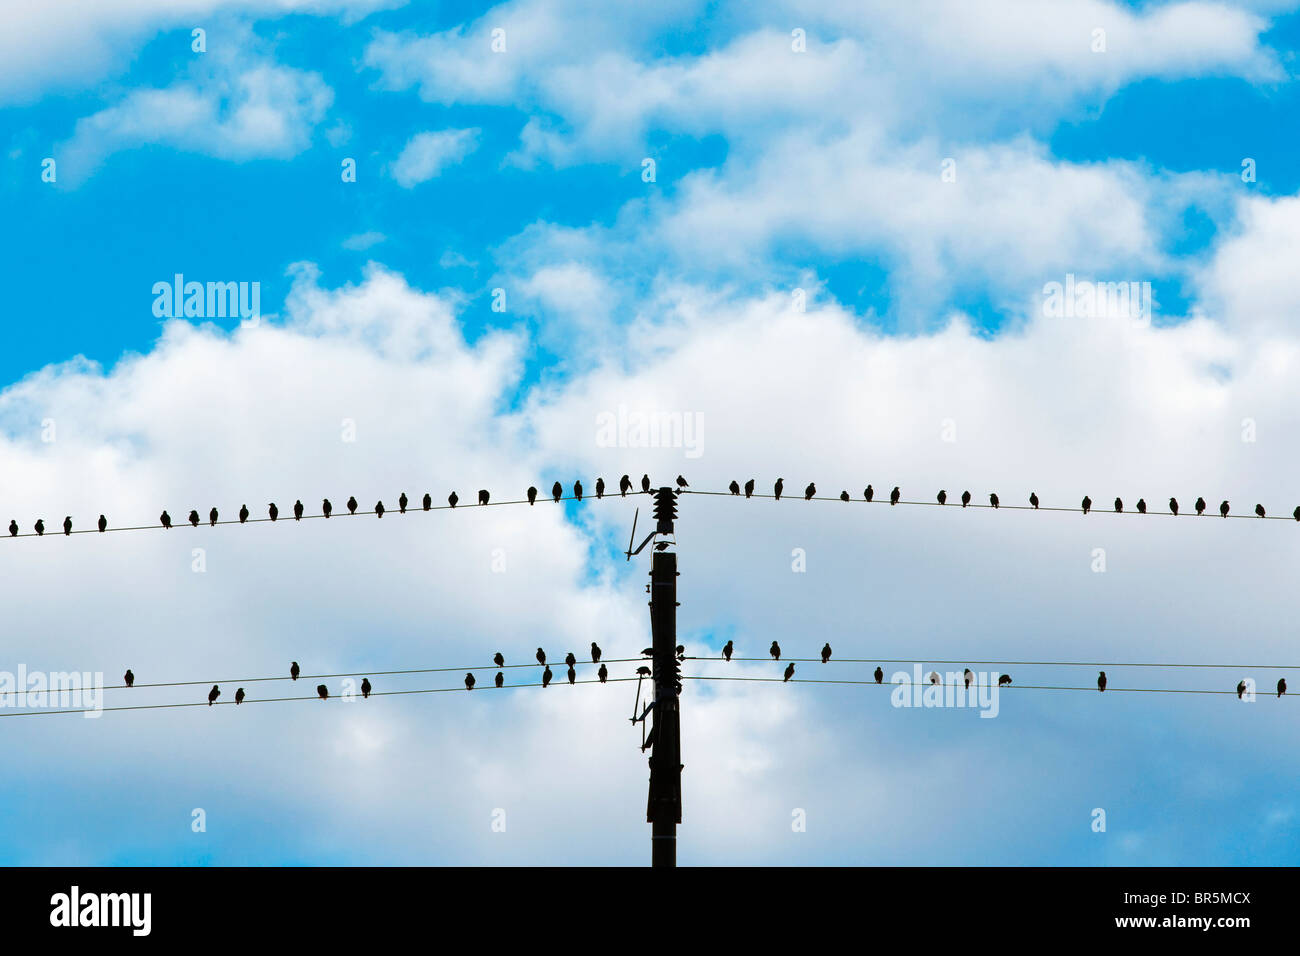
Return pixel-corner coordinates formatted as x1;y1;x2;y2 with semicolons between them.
1;0;1300;865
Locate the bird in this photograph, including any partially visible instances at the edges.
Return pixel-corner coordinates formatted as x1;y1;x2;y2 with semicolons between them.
729;481;740;495
783;662;795;682
840;490;849;501
1029;492;1039;509
598;664;608;683
1169;497;1179;516
937;489;947;505
1237;680;1247;700
239;504;249;523
821;643;832;663
235;688;245;705
874;666;883;684
591;642;602;663
998;674;1012;686
1278;678;1287;698
774;478;784;500
375;501;384;518
361;678;371;699
208;685;220;706
494;652;505;668
317;684;329;700
290;662;300;681
422;493;431;511
158;512;169;530
1294;506;1300;522
7;520;16;536
551;481;562;503
961;490;971;508
322;498;332;518
1136;498;1146;514
1256;503;1266;518
1081;496;1091;515
565;651;576;668
804;482;816;500
347;496;358;514
1195;496;1206;516
1220;500;1229;518
989;493;999;509
542;666;553;687
744;479;755;498
770;641;781;660
209;507;219;526
536;648;547;666
495;672;504;688
35;519;45;536
1114;497;1122;513
723;640;734;662
62;516;72;535
188;510;199;527
642;647;654;657
636;666;651;677
890;486;900;505
124;669;134;688
676;475;688;489
595;478;605;499
399;493;408;513
619;475;632;496
675;644;686;660
567;666;576;685
478;489;490;505
1097;671;1107;692
641;474;651;493
572;481;582;502
929;672;940;686
465;673;476;691
268;502;278;521
527;486;537;505
294;499;303;521
964;668;973;689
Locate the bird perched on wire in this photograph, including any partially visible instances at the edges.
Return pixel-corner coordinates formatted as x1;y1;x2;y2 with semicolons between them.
268;502;279;521
495;672;504;688
1114;497;1122;513
770;641;781;660
774;478;784;500
1220;500;1230;518
361;678;371;699
422;493;432;511
598;664;608;684
572;481;582;502
729;480;740;495
929;672;940;686
35;518;45;535
208;685;220;706
1097;671;1107;692
891;486;901;505
591;642;602;663
964;668;973;689
744;479;755;498
375;501;384;518
348;496;358;514
494;652;505;668
595;478;605;499
874;666;883;683
1195;496;1206;516
1136;499;1146;514
989;493;999;509
567;666;576;685
784;662;795;682
465;673;476;690
1029;492;1039;509
865;485;874;502
478;489;490;505
565;651;576;669
961;490;971;508
322;498;332;518
1277;678;1286;698
804;482;816;500
1081;496;1091;515
317;684;329;700
641;647;653;657
159;511;170;530
294;500;304;520
1256;503;1266;518
239;504;249;523
839;490;849;501
8;520;17;536
290;662;300;681
1294;506;1300;522
209;508;218;526
188;510;199;527
821;643;832;663
536;648;547;666
542;666;553;688
676;475;688;489
235;688;245;705
641;474;651;493
124;669;134;688
620;475;632;496
937;489;947;505
998;674;1012;686
636;666;651;677
1237;680;1247;700
1169;497;1179;516
63;516;72;535
399;493;408;514
723;640;734;662
551;481;563;503
527;486;537;505
675;644;686;660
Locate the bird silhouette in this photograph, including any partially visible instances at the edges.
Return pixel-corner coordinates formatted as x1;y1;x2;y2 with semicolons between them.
235;687;245;705
494;652;505;668
1278;678;1286;698
399;493;408;513
239;504;249;523
478;489;490;505
770;641;781;660
744;479;755;498
961;490;971;508
784;662;795;682
804;482;816;500
567;666;576;685
1169;497;1179;516
676;475;688;489
188;510;199;527
620;475;632;496
929;672;940;686
989;493;999;509
290;662;300;681
1220;500;1229;518
542;666;553;688
375;500;384;518
63;516;72;535
209;507;219;526
536;648;547;666
1136;498;1146;514
208;685;220;706
572;481;582;502
591;642;602;663
1081;496;1091;515
348;496;358;514
596;478;605;499
317;684;329;700
465;673;476;690
1256;503;1266;518
636;665;651;677
1029;492;1039;509
551;481;562;503
874;666;883;683
840;490;849;501
294;500;303;521
774;479;784;500
322;498;332;518
34;518;45;536
1195;496;1206;515
598;664;608;683
1097;671;1107;692
821;643;832;663
964;668;973;689
998;674;1012;686
1114;497;1122;513
1294;506;1300;521
641;474;651;493
124;669;134;687
527;486;537;505
495;672;504;688
422;493;432;511
158;512;169;530
723;640;734;661
675;644;686;660
729;480;740;495
361;678;371;699
937;489;947;505
865;484;874;502
268;502;278;521
8;520;16;536
641;647;654;657
1237;680;1247;700
890;486;900;505
565;652;577;668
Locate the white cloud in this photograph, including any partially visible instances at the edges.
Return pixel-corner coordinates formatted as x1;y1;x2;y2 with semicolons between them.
342;231;387;251
389;128;481;187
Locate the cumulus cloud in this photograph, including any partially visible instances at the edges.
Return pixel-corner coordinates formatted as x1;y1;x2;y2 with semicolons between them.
389;128;481;187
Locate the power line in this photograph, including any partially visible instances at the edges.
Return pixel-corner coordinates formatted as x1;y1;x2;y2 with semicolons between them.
697;656;1300;670
684;675;1289;696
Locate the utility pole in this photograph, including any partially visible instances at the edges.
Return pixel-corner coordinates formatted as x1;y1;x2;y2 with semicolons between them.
646;487;681;867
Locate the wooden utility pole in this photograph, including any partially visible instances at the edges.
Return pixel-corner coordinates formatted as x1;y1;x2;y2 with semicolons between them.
645;487;681;867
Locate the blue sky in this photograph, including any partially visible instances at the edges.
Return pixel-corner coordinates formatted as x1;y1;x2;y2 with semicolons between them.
2;0;1300;865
